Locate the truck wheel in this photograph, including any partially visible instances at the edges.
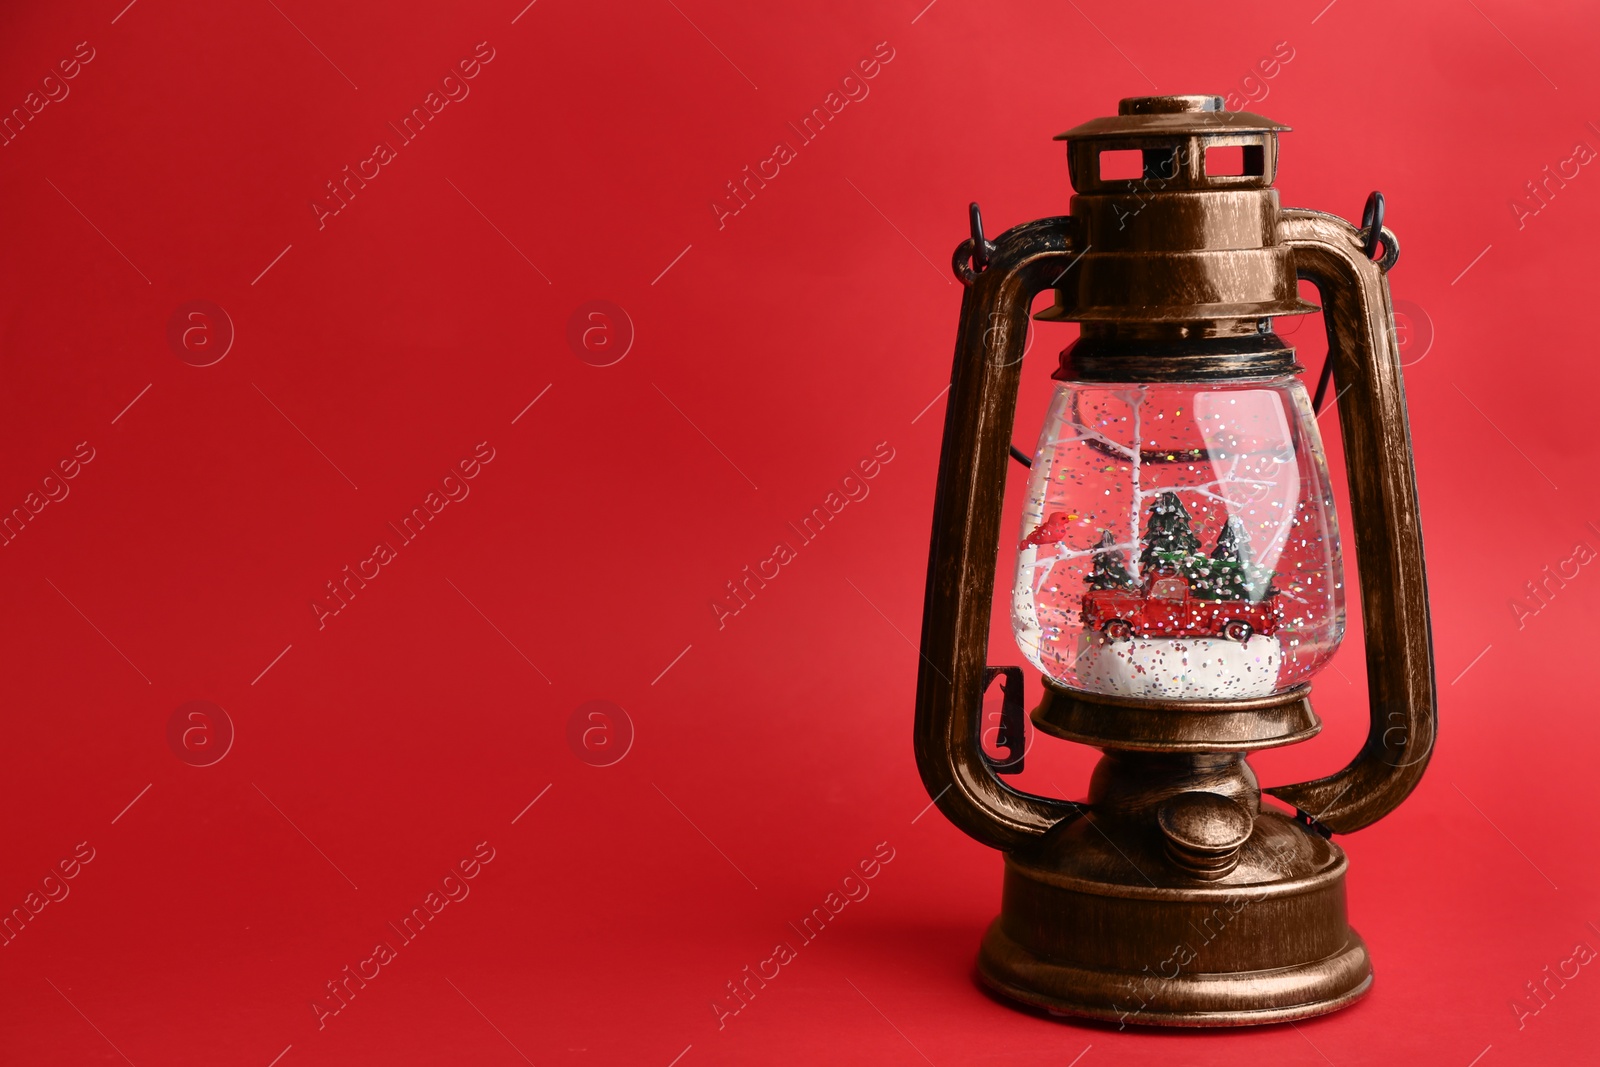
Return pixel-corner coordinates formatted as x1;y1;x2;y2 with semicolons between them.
1223;620;1253;643
1103;620;1132;641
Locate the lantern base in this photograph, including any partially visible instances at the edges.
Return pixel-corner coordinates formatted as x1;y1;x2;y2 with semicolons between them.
975;807;1372;1027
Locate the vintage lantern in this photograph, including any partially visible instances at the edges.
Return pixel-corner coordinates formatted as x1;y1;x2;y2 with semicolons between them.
913;95;1435;1025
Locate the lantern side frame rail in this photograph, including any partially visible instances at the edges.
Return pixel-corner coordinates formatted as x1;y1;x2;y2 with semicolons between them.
915;215;1083;852
1266;207;1437;834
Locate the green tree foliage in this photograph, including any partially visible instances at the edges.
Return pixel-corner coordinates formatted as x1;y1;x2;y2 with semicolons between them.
1138;491;1201;573
1206;515;1252;600
1086;530;1138;591
1135;497;1278;602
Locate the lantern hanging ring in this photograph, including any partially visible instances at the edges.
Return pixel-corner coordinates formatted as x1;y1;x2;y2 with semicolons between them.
1361;190;1400;271
953;201;998;286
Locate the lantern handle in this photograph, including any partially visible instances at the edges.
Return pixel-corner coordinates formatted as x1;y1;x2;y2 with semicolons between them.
914;213;1083;851
1314;192;1398;413
1267;208;1437;835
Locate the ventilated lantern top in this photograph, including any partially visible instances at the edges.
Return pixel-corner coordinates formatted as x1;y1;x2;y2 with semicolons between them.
1036;94;1318;327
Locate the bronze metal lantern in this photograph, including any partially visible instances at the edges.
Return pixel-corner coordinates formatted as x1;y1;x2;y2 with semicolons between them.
913;95;1435;1026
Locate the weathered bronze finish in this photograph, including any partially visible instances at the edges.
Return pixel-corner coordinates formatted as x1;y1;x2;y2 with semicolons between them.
1032;681;1320;752
913;94;1436;1026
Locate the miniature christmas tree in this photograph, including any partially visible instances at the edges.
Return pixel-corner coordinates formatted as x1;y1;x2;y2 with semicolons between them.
1204;514;1282;601
1139;491;1201;574
1206;515;1253;601
1086;530;1138;590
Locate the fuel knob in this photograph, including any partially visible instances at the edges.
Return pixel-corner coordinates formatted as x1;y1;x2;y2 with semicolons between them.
1157;791;1254;880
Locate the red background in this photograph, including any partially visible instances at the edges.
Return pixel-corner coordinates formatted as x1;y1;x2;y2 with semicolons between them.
0;0;1595;1064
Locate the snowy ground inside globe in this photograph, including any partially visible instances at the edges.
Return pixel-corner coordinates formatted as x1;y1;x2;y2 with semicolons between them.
1073;632;1281;699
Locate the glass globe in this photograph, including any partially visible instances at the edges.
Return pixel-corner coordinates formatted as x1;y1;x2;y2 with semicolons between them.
1011;375;1344;700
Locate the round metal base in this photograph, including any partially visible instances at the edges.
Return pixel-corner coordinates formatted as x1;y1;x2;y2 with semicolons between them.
975;808;1373;1027
978;921;1371;1027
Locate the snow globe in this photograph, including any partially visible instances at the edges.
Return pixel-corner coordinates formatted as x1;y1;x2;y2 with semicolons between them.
1012;378;1343;700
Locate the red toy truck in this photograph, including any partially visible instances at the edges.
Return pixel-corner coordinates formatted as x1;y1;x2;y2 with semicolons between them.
1081;569;1284;643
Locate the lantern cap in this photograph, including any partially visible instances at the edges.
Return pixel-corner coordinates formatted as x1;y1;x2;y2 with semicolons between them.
1037;93;1316;329
1054;95;1290;140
